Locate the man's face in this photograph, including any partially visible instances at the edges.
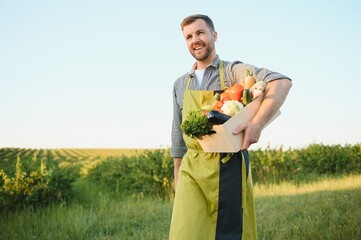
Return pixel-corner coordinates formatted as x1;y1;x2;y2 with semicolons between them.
182;19;217;63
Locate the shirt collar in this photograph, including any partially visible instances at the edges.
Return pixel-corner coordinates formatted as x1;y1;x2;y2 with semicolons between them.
188;55;221;75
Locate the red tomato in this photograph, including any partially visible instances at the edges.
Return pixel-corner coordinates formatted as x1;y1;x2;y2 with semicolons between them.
228;83;244;101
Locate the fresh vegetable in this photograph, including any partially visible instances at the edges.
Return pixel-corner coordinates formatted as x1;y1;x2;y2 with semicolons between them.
244;69;255;90
212;100;223;112
181;68;268;140
211;92;220;103
250;80;267;99
242;89;252;106
242;69;257;106
206;110;231;125
228;83;244;101
181;110;215;139
220;91;231;104
221;100;244;116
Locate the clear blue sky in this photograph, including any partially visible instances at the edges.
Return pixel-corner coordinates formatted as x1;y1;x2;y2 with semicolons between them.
1;0;360;149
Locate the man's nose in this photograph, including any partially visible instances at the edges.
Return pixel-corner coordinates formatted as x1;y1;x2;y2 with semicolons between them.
192;35;201;44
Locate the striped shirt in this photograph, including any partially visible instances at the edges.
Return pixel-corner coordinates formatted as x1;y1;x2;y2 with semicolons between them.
171;55;291;158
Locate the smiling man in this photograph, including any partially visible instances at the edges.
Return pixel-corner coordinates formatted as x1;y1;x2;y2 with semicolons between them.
169;14;292;240
183;17;217;67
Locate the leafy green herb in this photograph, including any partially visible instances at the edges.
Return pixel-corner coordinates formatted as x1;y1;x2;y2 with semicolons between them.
181;110;214;139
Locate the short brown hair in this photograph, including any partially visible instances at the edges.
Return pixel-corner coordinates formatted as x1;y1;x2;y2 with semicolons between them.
180;14;215;32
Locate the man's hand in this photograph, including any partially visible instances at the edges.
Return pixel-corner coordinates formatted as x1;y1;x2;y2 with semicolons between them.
233;120;262;150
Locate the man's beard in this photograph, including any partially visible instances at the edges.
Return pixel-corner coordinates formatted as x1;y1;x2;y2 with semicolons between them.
190;42;215;62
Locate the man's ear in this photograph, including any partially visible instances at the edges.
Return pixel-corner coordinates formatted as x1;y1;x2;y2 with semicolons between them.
213;31;218;42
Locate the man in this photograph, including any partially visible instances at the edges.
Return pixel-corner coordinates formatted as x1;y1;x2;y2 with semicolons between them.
169;14;292;240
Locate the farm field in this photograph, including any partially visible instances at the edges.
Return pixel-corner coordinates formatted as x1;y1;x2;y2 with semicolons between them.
1;175;360;240
1;146;361;239
0;147;155;176
0;147;153;162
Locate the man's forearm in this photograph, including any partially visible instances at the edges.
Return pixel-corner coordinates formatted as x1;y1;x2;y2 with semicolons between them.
174;157;182;174
253;79;292;127
173;157;182;191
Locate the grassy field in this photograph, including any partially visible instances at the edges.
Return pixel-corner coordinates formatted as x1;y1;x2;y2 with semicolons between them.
73;148;154;157
254;174;361;239
1;175;360;240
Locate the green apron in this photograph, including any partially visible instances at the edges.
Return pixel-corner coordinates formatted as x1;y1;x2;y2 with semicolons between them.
169;61;257;240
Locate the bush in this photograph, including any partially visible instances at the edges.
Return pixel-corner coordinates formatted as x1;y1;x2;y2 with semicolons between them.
1;144;360;203
250;143;361;184
87;149;173;199
0;155;73;211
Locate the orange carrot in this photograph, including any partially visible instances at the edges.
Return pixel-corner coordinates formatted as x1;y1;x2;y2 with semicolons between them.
244;69;255;90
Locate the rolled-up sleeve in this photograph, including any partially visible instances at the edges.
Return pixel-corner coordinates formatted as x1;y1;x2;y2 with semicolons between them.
170;82;187;158
226;61;291;84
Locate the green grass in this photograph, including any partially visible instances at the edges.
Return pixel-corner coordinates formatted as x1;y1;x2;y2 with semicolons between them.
254;175;361;239
0;199;173;240
1;175;360;240
0;179;173;240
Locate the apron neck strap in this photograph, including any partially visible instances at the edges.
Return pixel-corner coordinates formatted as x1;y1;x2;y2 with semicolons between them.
186;60;225;90
219;60;225;89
